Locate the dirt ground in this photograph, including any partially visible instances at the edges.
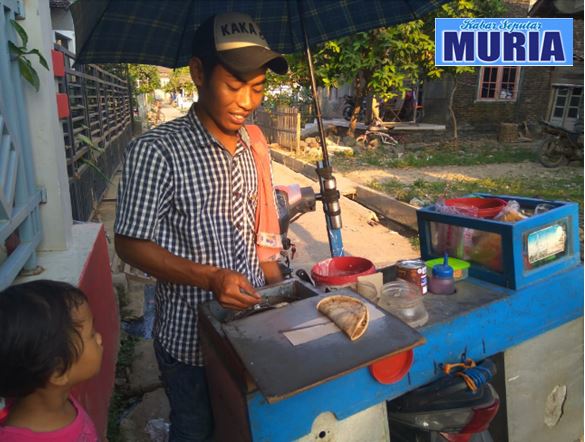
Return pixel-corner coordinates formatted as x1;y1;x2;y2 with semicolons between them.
342;161;584;186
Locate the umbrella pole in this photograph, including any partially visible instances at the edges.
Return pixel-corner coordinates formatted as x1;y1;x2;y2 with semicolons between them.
302;27;344;258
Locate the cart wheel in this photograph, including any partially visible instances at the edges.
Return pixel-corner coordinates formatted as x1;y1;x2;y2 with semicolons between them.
539;136;568;168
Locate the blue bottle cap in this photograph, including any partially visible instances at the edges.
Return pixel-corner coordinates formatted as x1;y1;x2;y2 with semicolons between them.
432;253;454;279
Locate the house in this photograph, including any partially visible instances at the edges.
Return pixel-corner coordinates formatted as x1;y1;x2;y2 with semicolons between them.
49;0;75;53
424;0;565;134
529;0;584;133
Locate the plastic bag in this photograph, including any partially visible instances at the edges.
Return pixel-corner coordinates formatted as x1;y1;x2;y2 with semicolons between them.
494;200;527;222
433;199;478;259
471;201;526;271
145;418;170;442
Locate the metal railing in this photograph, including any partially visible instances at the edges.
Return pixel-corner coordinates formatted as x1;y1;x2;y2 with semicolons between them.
54;45;132;221
0;0;43;290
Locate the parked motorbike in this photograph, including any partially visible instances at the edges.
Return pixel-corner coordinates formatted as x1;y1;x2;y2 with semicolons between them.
538;120;583;168
387;358;500;442
274;184;317;277
343;95;368;122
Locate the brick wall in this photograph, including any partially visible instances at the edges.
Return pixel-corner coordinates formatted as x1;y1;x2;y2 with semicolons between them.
449;1;554;133
451;66;553;133
574;18;584;60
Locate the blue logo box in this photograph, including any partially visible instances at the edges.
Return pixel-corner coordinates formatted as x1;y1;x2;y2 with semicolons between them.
435;18;573;66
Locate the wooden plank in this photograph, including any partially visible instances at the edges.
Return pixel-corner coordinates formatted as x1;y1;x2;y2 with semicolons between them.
355;185;418;230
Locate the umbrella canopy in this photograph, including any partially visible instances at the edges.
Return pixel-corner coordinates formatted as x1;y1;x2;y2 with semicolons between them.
72;0;447;66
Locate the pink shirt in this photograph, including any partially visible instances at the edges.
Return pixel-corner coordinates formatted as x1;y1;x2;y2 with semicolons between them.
0;396;98;442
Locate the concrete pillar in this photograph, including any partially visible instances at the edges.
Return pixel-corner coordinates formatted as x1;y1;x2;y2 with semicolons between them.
21;0;72;250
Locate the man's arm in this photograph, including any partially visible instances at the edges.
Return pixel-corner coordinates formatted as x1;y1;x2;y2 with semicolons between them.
115;234;260;310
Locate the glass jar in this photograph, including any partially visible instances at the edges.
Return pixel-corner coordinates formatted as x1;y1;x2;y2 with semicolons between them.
379;279;429;328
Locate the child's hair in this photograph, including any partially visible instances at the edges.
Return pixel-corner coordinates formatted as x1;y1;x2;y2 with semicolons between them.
0;280;88;398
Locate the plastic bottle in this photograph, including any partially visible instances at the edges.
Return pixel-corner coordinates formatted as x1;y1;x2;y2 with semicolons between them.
429;253;455;295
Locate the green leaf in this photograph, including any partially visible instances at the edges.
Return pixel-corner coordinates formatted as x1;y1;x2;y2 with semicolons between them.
10;19;28;47
8;41;25;56
77;133;105;153
23;49;50;70
81;158;111;184
18;57;40;91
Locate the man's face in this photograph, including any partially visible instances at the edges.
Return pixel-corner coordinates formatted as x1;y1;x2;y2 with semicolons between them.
193;61;266;138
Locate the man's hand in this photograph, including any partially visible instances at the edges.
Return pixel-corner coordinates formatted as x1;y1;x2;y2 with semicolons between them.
209;269;261;310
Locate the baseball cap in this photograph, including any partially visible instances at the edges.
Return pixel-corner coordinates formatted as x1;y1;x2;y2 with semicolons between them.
192;12;288;76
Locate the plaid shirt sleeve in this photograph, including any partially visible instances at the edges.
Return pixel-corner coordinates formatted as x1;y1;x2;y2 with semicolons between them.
114;138;173;240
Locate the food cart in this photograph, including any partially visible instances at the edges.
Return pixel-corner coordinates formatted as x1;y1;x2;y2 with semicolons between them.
199;194;584;442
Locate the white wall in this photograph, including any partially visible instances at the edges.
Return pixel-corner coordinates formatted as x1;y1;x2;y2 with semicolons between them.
22;0;73;250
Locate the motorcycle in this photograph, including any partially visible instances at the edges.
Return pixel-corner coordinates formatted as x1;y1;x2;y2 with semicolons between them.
387;358;500;442
343;95;368;122
274;184;317;278
538;120;583;168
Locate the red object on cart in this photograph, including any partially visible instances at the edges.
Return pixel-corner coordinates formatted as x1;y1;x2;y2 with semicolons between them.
369;349;414;384
444;197;507;219
311;256;376;288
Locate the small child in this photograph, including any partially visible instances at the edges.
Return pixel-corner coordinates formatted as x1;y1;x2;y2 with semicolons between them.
0;280;103;441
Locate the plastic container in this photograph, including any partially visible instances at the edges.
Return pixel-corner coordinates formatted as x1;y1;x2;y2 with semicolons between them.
418;194;580;289
426;257;470;281
444;197;507;219
428;253;455;295
378;279;429;328
311;256;376;290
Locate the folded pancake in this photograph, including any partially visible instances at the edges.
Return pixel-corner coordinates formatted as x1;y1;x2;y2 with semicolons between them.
317;295;369;341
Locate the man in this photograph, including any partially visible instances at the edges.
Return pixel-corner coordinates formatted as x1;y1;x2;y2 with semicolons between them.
114;12;288;441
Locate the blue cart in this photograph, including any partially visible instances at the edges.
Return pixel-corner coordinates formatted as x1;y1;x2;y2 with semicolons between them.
199;195;583;442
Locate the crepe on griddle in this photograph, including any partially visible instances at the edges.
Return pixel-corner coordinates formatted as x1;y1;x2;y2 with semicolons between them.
317;295;369;341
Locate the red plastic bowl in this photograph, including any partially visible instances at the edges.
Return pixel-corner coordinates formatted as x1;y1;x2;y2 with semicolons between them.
311;256;376;287
444;197;507;219
369;349;414;384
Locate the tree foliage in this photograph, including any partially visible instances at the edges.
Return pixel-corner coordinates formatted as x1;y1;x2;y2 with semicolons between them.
128;64;160;94
164;67;196;95
266;0;506;136
264;52;312;108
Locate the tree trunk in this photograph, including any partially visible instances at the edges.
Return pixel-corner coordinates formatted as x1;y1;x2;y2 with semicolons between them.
448;76;458;140
348;71;366;138
348;78;359;137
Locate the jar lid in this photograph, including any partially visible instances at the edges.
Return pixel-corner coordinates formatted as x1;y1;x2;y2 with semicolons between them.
432;253;454;279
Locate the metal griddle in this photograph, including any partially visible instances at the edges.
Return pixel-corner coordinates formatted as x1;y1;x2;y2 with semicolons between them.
221;289;425;403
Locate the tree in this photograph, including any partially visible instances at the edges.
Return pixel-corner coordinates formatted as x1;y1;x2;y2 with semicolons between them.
433;0;507;139
164;67;196;96
267;0;506;137
313;22;437;136
264;52;312;109
127;64;160;94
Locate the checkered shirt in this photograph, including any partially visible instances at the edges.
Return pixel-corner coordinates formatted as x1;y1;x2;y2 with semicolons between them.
115;106;265;366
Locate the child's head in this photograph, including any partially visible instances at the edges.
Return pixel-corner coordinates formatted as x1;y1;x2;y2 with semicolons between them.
0;280;103;398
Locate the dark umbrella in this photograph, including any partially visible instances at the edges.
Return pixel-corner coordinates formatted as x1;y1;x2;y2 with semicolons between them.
71;0;448;257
